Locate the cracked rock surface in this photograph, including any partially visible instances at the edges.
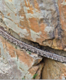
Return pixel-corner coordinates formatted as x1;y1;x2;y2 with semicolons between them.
0;0;66;79
0;36;43;79
0;0;66;50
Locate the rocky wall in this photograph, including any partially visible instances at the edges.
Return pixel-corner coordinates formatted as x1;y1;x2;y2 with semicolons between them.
0;0;66;79
0;0;66;50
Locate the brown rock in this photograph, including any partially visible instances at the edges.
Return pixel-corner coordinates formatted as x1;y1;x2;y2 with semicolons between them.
35;62;44;79
58;0;66;50
24;62;44;79
42;58;66;79
25;66;39;79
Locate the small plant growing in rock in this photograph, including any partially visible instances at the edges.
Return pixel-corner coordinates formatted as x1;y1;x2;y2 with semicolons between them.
22;77;25;80
33;73;38;79
28;51;31;55
15;46;17;49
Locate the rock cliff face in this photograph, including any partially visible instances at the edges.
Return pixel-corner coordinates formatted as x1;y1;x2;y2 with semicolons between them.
0;0;66;50
0;0;66;79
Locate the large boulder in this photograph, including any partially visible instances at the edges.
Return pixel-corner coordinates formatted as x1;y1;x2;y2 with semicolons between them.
0;0;66;50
